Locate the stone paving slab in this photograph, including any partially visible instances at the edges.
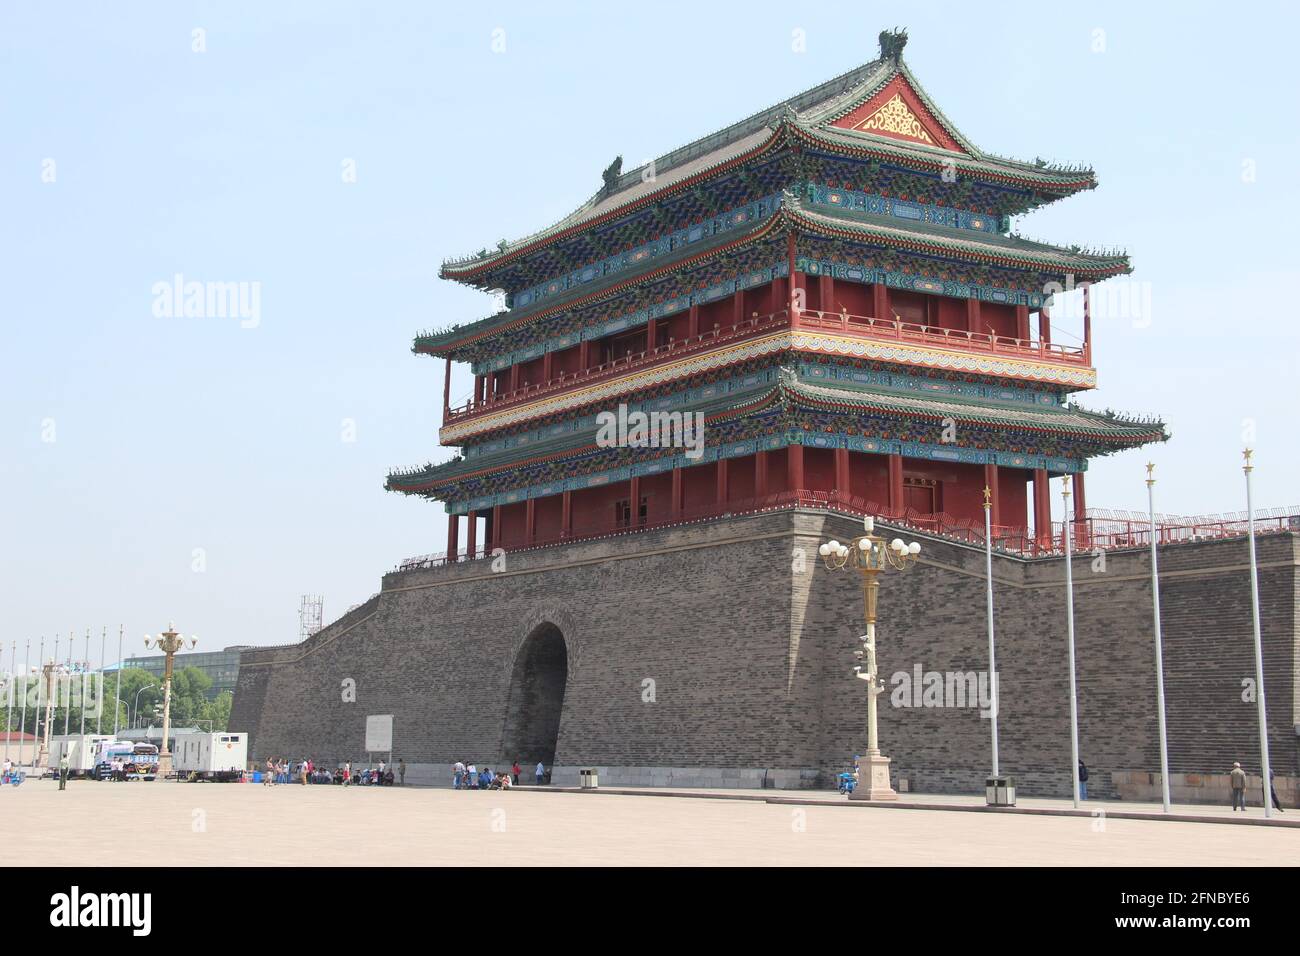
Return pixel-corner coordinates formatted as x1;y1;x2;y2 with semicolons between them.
546;785;1299;828
3;778;1297;866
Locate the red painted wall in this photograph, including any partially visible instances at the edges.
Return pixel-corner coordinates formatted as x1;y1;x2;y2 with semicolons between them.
982;303;1018;339
534;495;563;542
641;471;673;522
683;461;717;510
835;282;873;316
728;454;756;501
553;344;583;377
998;468;1030;530
497;501;528;549
848;452;890;507
804;447;835;492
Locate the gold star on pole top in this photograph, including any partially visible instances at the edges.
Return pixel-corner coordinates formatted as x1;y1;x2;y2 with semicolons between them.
1060;474;1071;498
1145;462;1155;485
982;486;992;507
1242;447;1253;472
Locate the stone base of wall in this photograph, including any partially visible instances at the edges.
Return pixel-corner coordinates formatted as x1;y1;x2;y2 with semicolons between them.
1113;770;1296;808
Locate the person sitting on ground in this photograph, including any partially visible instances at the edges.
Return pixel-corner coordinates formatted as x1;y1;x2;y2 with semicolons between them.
499;772;512;790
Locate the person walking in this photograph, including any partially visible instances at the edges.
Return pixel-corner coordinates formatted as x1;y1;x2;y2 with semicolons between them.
300;758;309;786
453;760;465;790
1077;759;1089;801
58;752;70;791
1229;762;1247;811
264;757;275;787
535;761;545;786
511;759;521;786
398;759;406;786
1267;770;1284;813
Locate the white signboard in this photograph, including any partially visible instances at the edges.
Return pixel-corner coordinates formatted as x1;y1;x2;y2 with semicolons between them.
364;714;393;753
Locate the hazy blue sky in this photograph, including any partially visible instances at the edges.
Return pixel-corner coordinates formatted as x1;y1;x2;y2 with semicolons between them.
3;1;1297;658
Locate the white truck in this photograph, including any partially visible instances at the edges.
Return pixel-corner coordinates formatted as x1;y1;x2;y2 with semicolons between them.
46;734;114;777
173;732;248;781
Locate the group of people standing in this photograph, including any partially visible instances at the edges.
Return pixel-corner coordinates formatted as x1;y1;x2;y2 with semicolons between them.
452;759;547;790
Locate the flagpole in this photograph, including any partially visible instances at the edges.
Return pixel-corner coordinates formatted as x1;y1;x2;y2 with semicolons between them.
4;641;14;766
982;486;999;778
113;624;124;735
1243;449;1273;818
1146;463;1171;812
20;640;30;769
97;625;106;735
63;631;73;738
1062;477;1081;808
81;628;90;737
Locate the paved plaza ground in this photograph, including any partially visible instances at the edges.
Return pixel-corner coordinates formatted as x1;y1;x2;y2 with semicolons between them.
5;777;1297;866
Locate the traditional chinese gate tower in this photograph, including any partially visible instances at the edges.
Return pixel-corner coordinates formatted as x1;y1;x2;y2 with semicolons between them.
388;30;1165;555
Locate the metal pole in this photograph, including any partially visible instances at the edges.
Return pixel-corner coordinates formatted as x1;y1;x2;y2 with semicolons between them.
982;487;999;778
4;641;14;765
81;628;90;737
20;640;30;769
113;624;123;735
63;631;72;738
1146;464;1171;812
36;636;46;765
97;625;106;735
1062;478;1081;808
1243;449;1273;818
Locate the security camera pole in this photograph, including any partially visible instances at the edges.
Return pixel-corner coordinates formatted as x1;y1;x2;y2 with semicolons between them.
820;515;921;800
143;623;196;779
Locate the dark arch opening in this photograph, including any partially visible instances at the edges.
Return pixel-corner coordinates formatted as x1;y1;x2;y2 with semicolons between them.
501;623;568;768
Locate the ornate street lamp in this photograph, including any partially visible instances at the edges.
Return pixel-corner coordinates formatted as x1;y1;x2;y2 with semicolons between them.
143;623;196;778
819;515;921;800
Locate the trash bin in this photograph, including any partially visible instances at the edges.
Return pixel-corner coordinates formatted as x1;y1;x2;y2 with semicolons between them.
579;768;599;789
985;775;1015;806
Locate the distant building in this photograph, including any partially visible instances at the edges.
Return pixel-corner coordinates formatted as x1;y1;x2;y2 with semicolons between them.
118;646;248;699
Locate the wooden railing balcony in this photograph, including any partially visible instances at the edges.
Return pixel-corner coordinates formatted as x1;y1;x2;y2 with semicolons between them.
795;308;1090;365
443;306;1091;427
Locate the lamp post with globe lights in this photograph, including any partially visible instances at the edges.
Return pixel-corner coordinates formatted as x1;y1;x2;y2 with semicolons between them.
144;624;196;778
819;515;921;800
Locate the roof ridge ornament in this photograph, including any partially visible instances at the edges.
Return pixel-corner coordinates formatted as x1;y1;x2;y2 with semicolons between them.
600;155;623;195
878;28;908;63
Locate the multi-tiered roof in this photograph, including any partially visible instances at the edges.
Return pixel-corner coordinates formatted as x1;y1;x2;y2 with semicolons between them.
388;30;1164;546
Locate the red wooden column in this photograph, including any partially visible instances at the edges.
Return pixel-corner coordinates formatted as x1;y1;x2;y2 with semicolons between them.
755;450;768;498
1082;284;1093;363
1072;472;1087;546
443;357;452;415
490;505;501;550
687;303;699;339
466;509;477;559
966;298;982;335
525;498;537;545
787;232;802;327
769;275;786;316
561;491;572;538
1015;305;1030;342
646;317;658;354
819;273;835;315
983;462;1001;528
834;447;850;501
873;283;889;321
787;443;805;494
509;363;520;394
629;476;641;527
446;511;459;560
579;340;591;371
1033;468;1051;548
671;466;683;518
542;351;553;384
888;453;904;515
1039;305;1052;346
731;289;743;328
715;459;728;504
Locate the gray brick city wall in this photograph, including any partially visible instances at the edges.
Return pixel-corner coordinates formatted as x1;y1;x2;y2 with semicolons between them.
229;510;1298;796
